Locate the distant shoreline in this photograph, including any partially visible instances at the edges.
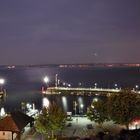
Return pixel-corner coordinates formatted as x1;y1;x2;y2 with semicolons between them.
1;63;140;69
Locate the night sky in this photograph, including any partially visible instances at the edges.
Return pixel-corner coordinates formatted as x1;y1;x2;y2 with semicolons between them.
0;0;140;65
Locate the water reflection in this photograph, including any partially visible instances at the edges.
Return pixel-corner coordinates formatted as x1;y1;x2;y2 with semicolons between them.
42;95;99;114
42;97;50;108
62;96;68;112
0;107;6;117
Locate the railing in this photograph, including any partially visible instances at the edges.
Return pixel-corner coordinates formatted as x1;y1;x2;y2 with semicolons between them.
42;87;121;95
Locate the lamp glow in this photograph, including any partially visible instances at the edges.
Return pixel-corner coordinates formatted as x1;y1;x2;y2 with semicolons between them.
43;76;49;83
0;79;5;85
43;97;50;108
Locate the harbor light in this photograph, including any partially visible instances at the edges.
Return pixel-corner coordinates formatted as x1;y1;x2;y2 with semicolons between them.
135;85;139;91
43;76;49;83
0;78;5;85
94;83;97;88
68;84;71;87
114;83;118;89
136;85;139;89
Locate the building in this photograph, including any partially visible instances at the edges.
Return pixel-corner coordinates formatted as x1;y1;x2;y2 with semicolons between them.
0;111;34;140
0;115;19;140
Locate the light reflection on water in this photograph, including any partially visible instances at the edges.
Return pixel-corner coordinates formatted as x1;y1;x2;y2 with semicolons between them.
0;66;140;112
42;95;102;114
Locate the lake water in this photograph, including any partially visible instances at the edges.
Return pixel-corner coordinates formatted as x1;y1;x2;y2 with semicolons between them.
0;66;140;113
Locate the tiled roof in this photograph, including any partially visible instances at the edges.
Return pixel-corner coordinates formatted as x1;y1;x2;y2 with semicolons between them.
0;115;19;132
11;111;34;131
0;111;34;132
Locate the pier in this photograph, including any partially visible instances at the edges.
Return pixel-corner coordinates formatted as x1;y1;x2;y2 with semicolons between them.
42;87;121;96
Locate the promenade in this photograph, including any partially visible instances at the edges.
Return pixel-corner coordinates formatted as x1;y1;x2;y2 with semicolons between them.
62;116;123;138
21;116;124;140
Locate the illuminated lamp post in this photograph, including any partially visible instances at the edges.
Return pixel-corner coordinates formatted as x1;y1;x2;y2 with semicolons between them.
94;83;97;88
135;85;139;91
44;76;49;84
43;76;49;87
0;107;6;117
43;76;49;95
0;78;6;99
42;76;50;107
68;84;71;88
0;78;5;90
114;83;118;89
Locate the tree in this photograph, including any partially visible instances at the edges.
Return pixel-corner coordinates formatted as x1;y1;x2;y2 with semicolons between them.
35;102;66;140
108;89;140;129
87;98;109;126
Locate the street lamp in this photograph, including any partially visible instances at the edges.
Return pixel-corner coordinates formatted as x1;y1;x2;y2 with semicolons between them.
135;85;139;91
114;83;118;89
43;76;49;93
94;83;97;88
0;78;5;91
68;84;71;87
0;79;5;85
43;76;49;83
